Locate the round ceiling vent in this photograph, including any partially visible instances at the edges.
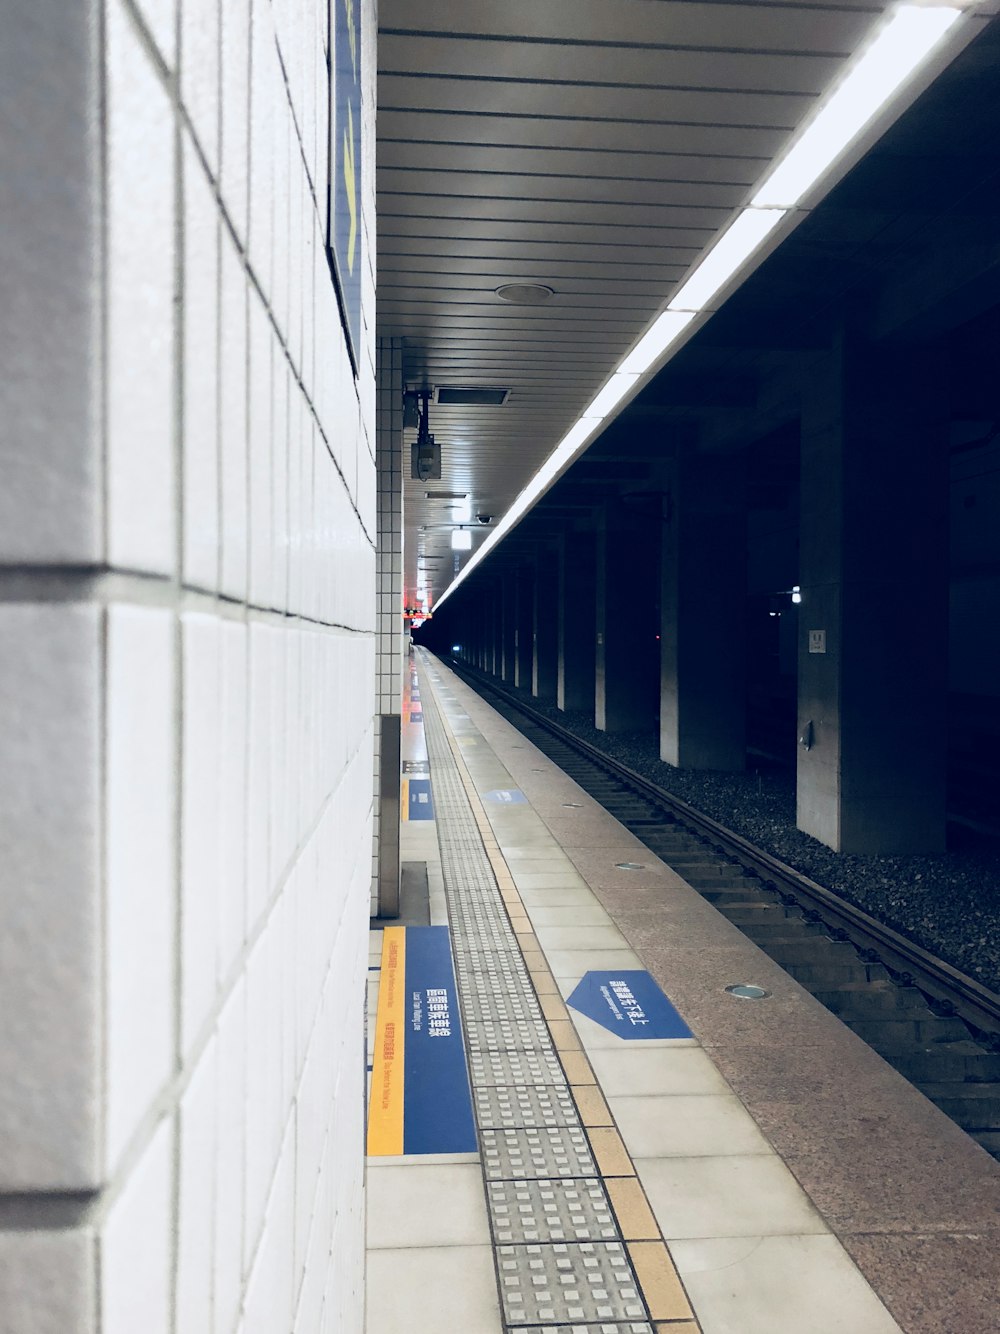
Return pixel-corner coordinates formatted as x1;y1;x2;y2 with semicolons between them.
495;283;555;305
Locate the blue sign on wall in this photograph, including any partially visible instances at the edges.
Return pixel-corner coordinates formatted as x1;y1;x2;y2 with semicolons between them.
329;0;363;369
567;971;692;1040
403;927;477;1154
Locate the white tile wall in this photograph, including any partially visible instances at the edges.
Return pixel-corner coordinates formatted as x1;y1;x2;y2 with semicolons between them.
100;1119;173;1334
106;1;176;576
183;138;221;592
0;603;102;1189
105;605;176;1170
371;337;405;914
3;0;379;1329
0;0;103;565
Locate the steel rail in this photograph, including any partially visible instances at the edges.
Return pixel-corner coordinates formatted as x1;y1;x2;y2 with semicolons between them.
454;663;1000;1039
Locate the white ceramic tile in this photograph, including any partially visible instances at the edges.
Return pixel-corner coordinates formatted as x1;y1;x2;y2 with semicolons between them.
242;1120;295;1334
219;0;250;238
101;1118;172;1334
0;1;102;563
638;1154;829;1241
181;613;221;1052
0;1228;95;1334
106;2;176;575
214;978;246;1334
248;292;273;606
176;1038;217;1334
105;605;176;1170
132;0;176;68
219;232;248;599
0;604;101;1189
180;0;219;170
219;621;248;981
672;1234;904;1334
182;139;220;592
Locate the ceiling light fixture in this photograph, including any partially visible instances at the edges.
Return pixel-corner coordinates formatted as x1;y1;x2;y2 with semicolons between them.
433;0;978;610
451;529;472;551
666;208;787;313
751;3;965;210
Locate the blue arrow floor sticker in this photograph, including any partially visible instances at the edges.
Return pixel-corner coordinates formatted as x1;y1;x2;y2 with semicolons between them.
567;970;692;1040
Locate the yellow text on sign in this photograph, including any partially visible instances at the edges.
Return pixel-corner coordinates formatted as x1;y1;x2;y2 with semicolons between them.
367;927;405;1155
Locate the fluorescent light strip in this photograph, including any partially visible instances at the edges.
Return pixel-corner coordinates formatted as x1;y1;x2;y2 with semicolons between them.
618;310;698;375
433;0;971;610
752;4;964;209
667;208;787;313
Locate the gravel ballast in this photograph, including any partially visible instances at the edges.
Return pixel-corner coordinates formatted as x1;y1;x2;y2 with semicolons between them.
467;671;1000;998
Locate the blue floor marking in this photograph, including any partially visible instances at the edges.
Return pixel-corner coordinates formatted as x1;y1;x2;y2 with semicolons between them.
402;926;477;1154
407;777;434;820
484;788;527;804
567;970;692;1039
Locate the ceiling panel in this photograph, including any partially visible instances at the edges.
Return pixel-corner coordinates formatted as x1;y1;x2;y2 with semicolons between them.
382;0;883;51
373;0;940;608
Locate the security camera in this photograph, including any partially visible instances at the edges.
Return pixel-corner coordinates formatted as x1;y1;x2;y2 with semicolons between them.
476;513;493;525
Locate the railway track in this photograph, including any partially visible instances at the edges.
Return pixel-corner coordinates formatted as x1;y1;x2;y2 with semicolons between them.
452;661;1000;1161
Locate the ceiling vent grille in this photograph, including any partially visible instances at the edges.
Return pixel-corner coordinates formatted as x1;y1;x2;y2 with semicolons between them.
435;386;510;406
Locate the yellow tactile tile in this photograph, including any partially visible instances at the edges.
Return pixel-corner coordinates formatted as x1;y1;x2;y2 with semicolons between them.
587;1126;634;1177
508;913;532;931
514;926;538;945
571;1084;614;1128
628;1243;695;1322
606;1177;660;1241
559;1050;596;1085
538;994;570;1023
547;1019;582;1052
529;970;560;997
655;1323;700;1332
520;948;547;971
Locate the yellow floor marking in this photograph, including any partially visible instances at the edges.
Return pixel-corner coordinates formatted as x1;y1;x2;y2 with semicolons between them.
588;1126;634;1177
559;1050;597;1085
572;1084;615;1128
400;776;410;821
606;1177;659;1239
366;926;406;1155
628;1243;695;1322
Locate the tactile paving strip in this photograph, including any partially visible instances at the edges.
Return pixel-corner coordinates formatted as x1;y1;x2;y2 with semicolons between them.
464;1017;554;1055
468;1049;567;1090
488;1179;619;1243
497;1243;647;1325
461;987;545;1027
420;666;652;1332
508;1325;653;1334
474;1085;578;1131
482;1126;597;1181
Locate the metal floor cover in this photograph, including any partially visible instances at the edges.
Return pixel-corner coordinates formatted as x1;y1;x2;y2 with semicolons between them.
420;670;654;1331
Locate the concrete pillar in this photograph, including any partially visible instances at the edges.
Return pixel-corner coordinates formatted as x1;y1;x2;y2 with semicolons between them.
558;530;596;713
532;545;559;701
595;498;660;733
501;574;517;682
660;450;747;769
514;564;534;689
797;330;948;854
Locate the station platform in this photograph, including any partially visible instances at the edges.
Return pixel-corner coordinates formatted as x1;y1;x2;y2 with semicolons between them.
364;651;1000;1334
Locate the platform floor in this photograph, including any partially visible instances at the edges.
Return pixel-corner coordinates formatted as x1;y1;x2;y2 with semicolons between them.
365;651;1000;1334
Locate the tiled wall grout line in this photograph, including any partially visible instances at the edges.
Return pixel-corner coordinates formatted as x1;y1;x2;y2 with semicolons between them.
420;657;701;1333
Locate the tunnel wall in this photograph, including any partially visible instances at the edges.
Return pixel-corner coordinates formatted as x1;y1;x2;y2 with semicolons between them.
0;0;376;1330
